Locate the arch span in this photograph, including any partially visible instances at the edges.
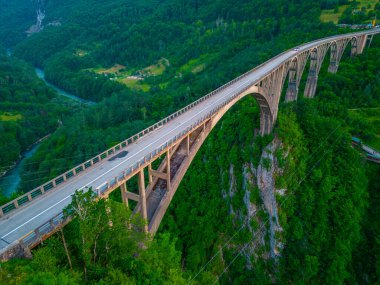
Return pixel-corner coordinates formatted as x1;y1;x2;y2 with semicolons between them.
143;84;274;233
1;30;379;260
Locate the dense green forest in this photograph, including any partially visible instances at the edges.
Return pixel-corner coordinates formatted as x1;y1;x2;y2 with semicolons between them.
2;0;342;195
5;0;340;102
0;0;379;284
1;38;379;284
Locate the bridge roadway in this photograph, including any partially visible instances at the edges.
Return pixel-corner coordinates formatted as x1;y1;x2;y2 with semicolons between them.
1;30;379;251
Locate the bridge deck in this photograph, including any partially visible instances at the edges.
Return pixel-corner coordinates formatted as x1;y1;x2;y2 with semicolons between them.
1;30;379;252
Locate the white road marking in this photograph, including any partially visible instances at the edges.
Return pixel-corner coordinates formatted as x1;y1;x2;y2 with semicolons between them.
1;71;252;240
2;30;379;242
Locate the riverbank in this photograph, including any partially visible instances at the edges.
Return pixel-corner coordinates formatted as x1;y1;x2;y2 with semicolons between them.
0;134;51;197
34;68;96;105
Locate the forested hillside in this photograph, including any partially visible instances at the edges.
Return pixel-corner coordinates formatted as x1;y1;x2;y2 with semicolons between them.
0;0;379;284
0;53;79;189
159;37;380;284
1;0;342;195
1;36;379;285
5;0;338;102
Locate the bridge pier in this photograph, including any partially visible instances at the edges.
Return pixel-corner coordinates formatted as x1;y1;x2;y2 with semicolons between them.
2;31;379;259
166;150;171;192
120;183;129;208
138;170;148;232
328;39;349;74
285;60;298;102
304;43;329;98
351;35;367;57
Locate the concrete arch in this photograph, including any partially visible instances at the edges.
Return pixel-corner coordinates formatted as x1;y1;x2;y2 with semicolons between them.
209;85;273;135
231;86;273;135
2;31;379;258
146;84;273;233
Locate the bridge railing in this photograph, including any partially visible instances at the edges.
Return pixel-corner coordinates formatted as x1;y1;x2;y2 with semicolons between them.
1;30;376;218
8;77;255;252
93;76;256;195
2;30;378;256
0;32;299;218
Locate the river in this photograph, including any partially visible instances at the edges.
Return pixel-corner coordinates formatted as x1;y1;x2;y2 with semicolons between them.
34;68;95;105
0;51;94;197
0;144;40;197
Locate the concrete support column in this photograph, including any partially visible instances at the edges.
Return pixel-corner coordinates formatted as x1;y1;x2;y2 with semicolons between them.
138;170;148;232
166;150;171;192
328;62;339;74
329;39;349;74
328;42;338;73
304;73;318;98
285;81;298;102
285;64;297;102
357;34;367;55
304;49;318;98
260;111;273;136
120;182;129;208
351;37;358;57
148;164;153;184
186;134;190;156
367;34;374;48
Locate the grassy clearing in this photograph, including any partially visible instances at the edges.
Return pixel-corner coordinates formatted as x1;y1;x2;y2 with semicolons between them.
320;0;379;23
117;77;150;92
0;112;23;121
139;58;169;76
84;59;170;92
320;5;349;23
91;64;128;75
180;53;216;74
349;107;380;150
356;0;380;9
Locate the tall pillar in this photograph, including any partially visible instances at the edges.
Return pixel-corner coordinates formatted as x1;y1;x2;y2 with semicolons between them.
328;39;349;74
304;50;318;98
328;42;338;73
186;135;190;156
285;62;297;102
304;44;329;99
138;170;148;232
148;164;153;184
304;71;318;98
120;182;129;208
357;35;367;55
260;110;273;136
351;37;358;57
166;150;171;192
367;34;374;48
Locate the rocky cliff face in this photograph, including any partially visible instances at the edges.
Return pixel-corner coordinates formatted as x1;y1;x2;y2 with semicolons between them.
254;137;284;259
26;0;61;36
226;137;286;269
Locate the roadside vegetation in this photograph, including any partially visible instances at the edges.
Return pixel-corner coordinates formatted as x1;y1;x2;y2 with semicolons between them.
0;0;379;284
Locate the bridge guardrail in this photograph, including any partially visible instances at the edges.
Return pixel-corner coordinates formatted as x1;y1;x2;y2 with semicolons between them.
5;79;256;254
0;29;312;218
1;30;379;254
2;30;376;217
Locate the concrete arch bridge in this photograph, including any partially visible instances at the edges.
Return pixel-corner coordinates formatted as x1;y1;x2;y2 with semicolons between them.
0;30;379;260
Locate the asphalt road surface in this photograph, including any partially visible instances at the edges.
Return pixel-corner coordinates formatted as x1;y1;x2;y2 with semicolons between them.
1;30;379;251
